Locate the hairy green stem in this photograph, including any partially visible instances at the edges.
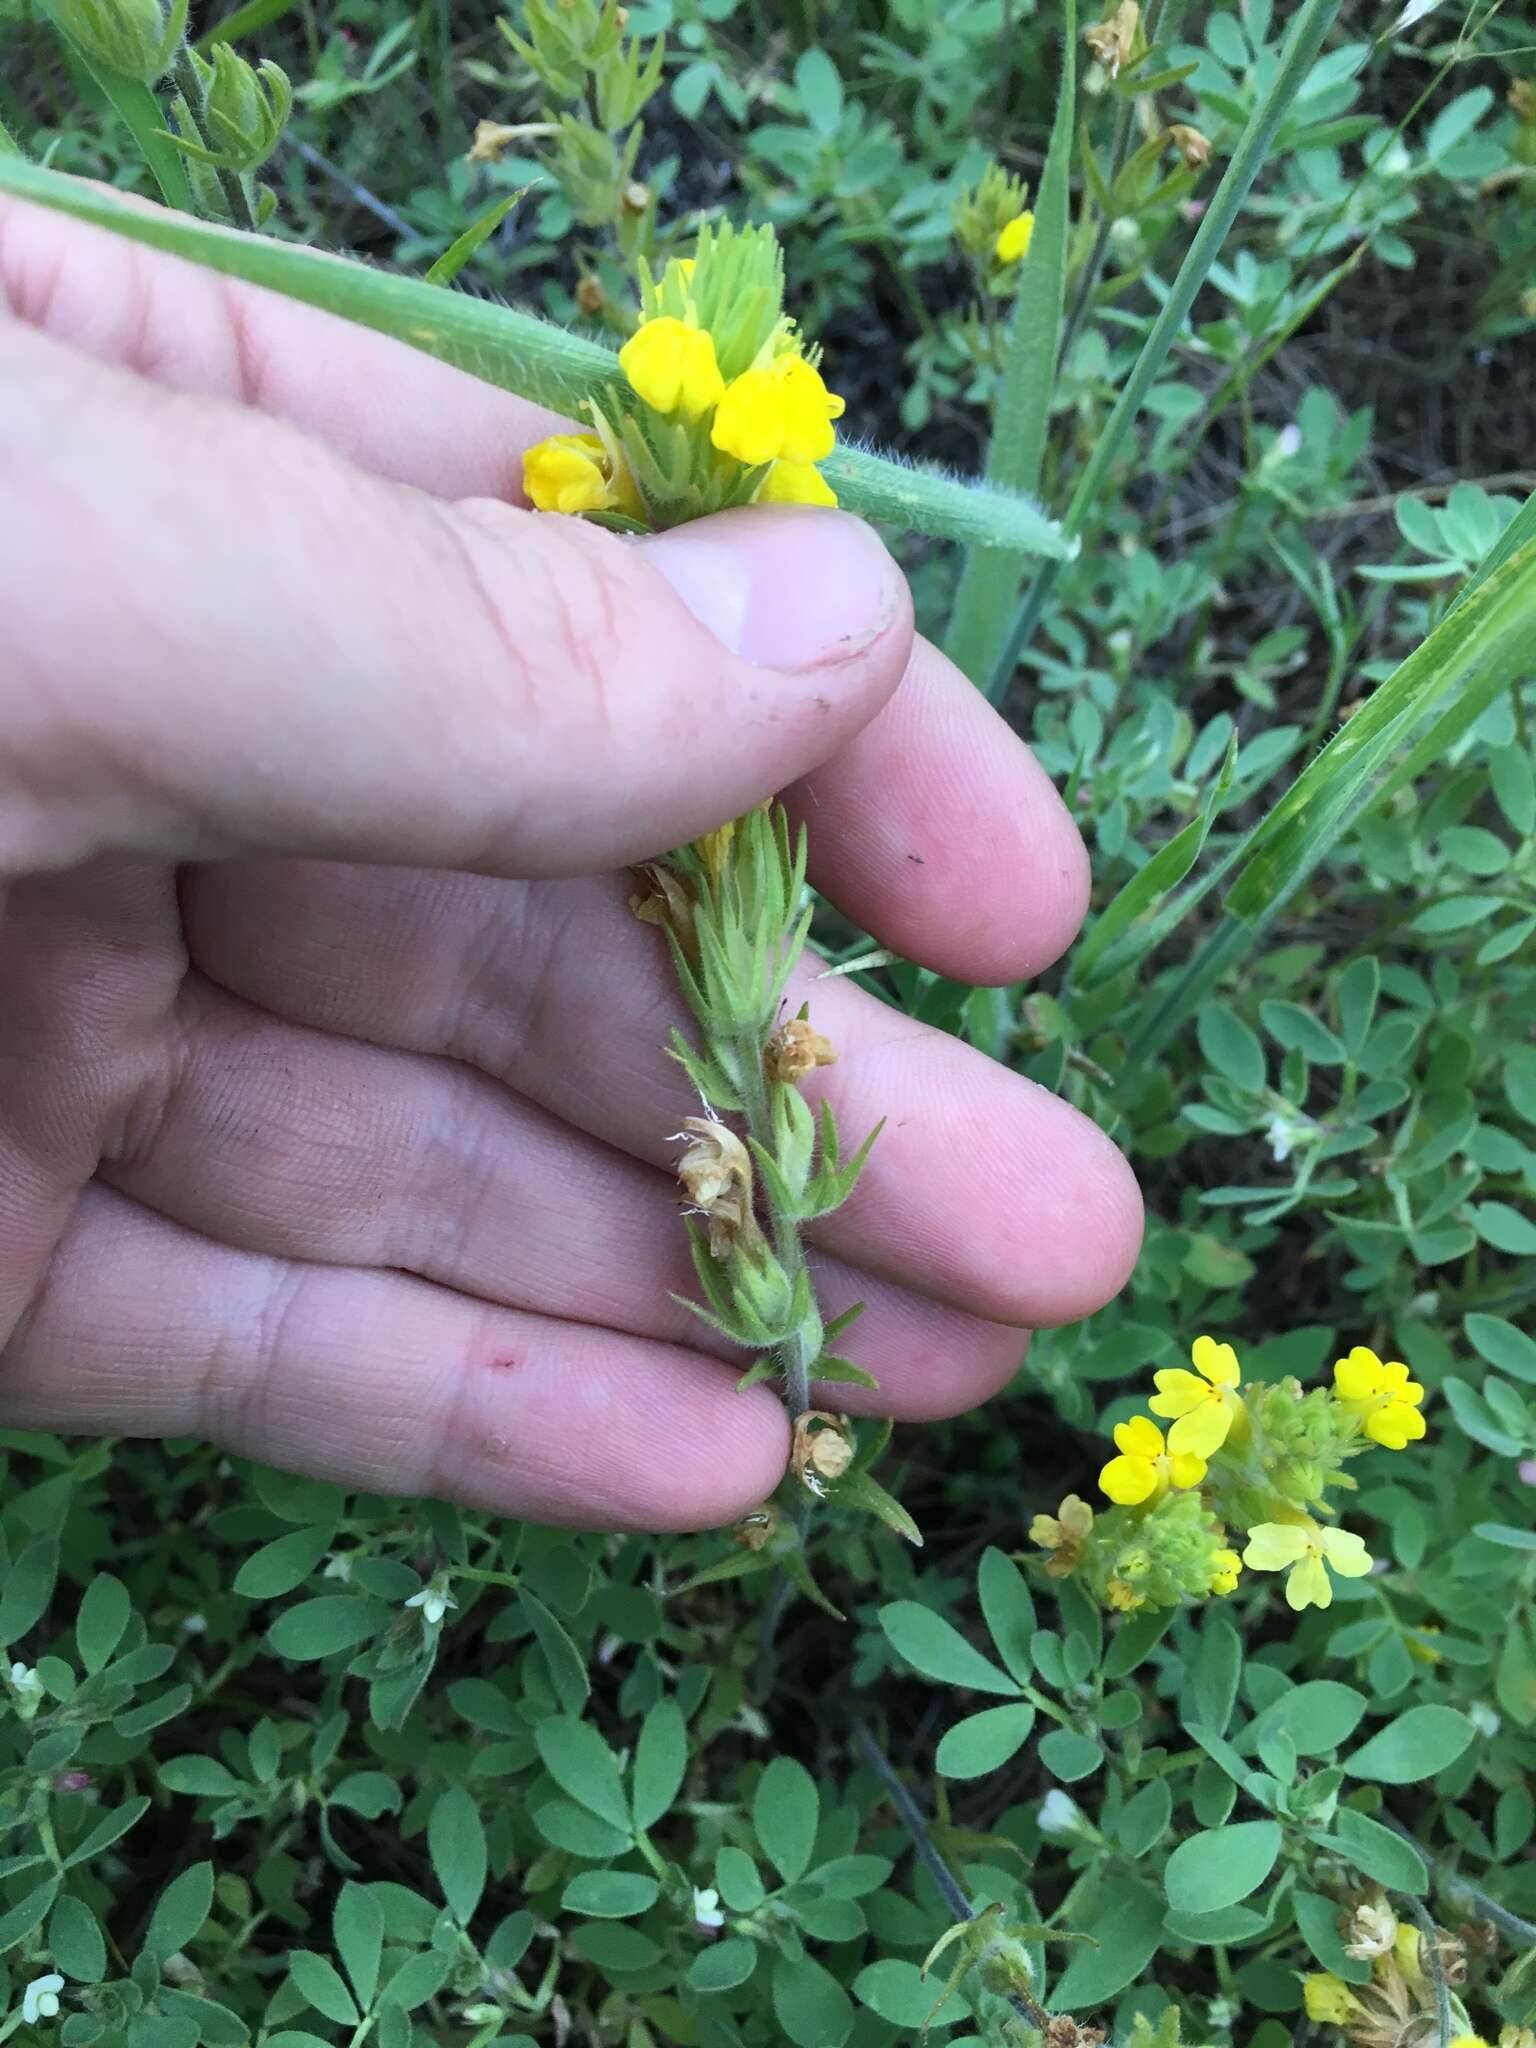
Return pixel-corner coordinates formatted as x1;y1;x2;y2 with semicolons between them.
732;1041;814;1426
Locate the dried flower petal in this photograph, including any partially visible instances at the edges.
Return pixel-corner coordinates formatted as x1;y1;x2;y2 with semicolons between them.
765;1017;837;1084
675;1117;758;1257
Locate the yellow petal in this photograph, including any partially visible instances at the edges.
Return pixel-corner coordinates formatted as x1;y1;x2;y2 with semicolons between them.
1319;1527;1374;1577
1242;1522;1310;1571
1168;1451;1208;1490
1333;1346;1383;1403
1149;1368;1205;1418
1166;1400;1232;1460
1191;1334;1241;1387
620;316;725;419
1099;1454;1156;1507
1115;1415;1165;1459
758;459;837;506
1287;1553;1332;1610
994;210;1034;263
1304;1976;1359;2025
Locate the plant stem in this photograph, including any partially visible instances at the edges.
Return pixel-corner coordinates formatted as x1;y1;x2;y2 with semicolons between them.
1400;1896;1452;2048
731;1033;814;1427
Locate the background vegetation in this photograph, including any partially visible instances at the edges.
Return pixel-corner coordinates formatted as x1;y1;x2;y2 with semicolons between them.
1;0;1534;2044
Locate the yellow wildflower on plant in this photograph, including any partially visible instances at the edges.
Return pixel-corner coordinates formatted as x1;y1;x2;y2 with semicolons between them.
1149;1335;1243;1459
1304;1976;1362;2026
1208;1547;1243;1596
1098;1414;1206;1506
1450;2036;1492;2048
619;314;726;420
1332;1345;1427;1450
522;432;639;518
995;210;1035;264
1242;1518;1373;1611
759;458;838;506
712;353;846;467
1030;1494;1094;1577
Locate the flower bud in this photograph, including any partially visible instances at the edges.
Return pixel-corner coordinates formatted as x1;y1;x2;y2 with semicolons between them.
575;274;607;315
52;0;187;84
1168;122;1211;168
203;43;292;173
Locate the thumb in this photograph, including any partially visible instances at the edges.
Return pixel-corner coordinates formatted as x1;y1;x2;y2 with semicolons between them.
1;315;912;879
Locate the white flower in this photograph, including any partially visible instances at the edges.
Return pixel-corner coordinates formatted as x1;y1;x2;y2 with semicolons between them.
405;1578;456;1627
1469;1700;1501;1738
9;1662;40;1694
22;1973;65;2023
1037;1790;1083;1839
180;1612;208;1634
323;1551;353;1581
692;1886;725;1929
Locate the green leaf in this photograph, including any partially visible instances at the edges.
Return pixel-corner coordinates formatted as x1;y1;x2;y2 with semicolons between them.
1186;1614;1243;1736
936;1704;1037;1779
49;1892;107;1981
1164;1822;1282;1914
0;1535;60;1647
1103;1604;1176;1680
532;1799;631;1860
977;1546;1036;1685
75;1574;131;1675
1323;1807;1428;1892
333;1882;384;2010
754;1756;819;1885
535;1718;632;1835
1198;1006;1267;1092
561;1870;660;1918
1246;1681;1367;1757
39;9;194;211
143;1861;214;1963
1118;1779;1174;1858
879;1601;1020;1696
232;1527;334;1600
1294;1889;1372;1985
1344;1706;1473;1783
772;1953;854;2048
855;1957;970;2029
0;154;1070;563
195;0;301;47
327;1772;403;1820
946;0;1077;684
632;1697;686;1831
62;1796;150;1870
288;1951;360;2028
425;190;526;288
0;1876;60;1955
429;1785;487;1924
1470;1201;1536;1256
159;1757;245;1799
1052;1878;1164;2009
267;1596;391;1661
568;1922;662;1972
1038;1728;1102;1782
689;1936;759;1993
1465;1314;1536;1383
520;1589;589;1714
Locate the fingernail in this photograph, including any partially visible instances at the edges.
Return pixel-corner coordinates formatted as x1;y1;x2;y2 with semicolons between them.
641;505;903;671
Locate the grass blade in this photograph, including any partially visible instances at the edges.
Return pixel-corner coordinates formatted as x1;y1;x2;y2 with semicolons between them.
0;154;1072;560
424;189;526;287
985;0;1345;698
1123;530;1536;1068
944;0;1077;682
195;0;303;50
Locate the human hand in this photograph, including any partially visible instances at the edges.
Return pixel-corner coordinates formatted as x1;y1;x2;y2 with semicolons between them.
0;197;1142;1530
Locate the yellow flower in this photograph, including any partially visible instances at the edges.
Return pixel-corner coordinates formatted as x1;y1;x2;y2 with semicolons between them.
1148;1335;1243;1459
619;315;725;420
995;210;1035;264
1030;1495;1093;1577
522;433;625;516
758;458;838;507
1098;1414;1206;1506
1332;1345;1426;1450
712;353;846;467
1106;1576;1143;1612
1208;1548;1243;1597
1450;2036;1492;2048
1242;1519;1373;1611
1304;1975;1362;2026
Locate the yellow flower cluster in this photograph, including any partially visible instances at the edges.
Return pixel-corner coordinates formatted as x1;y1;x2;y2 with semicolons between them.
1332;1344;1426;1448
1304;1913;1521;2048
520;232;847;526
1072;1333;1431;1617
